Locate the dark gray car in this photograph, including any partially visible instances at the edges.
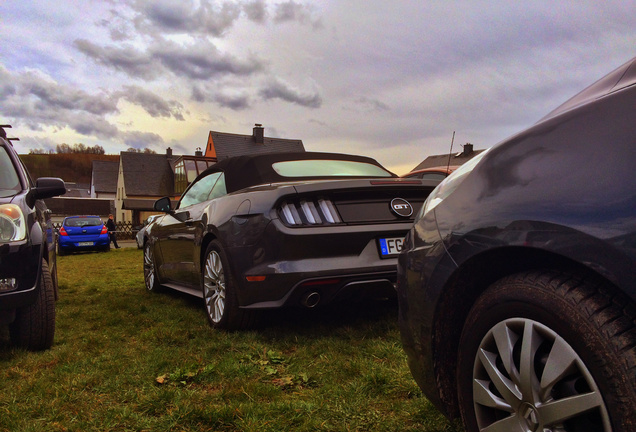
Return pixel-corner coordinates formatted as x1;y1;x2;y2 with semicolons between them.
398;57;636;431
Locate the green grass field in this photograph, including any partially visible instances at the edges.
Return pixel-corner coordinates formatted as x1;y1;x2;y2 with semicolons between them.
0;248;461;431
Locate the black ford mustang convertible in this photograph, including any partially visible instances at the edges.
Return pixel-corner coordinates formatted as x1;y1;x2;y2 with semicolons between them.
144;151;438;329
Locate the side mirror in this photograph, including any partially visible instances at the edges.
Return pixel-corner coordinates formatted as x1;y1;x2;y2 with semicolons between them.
154;197;173;213
27;177;66;207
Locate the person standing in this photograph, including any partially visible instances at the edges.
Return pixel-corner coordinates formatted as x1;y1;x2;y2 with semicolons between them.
106;214;121;249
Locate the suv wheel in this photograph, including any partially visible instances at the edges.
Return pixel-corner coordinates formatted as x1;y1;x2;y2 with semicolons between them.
9;259;56;351
457;271;635;431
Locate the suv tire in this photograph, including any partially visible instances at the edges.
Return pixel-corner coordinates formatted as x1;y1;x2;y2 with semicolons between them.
9;259;56;351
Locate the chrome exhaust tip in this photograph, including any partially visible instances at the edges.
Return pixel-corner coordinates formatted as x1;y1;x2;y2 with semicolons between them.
301;291;321;308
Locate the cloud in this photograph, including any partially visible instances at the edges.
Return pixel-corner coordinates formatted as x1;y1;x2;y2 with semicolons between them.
75;36;265;82
0;66;117;116
350;97;390;113
273;1;322;28
126;0;321;35
214;92;251;110
243;0;267;23
97;9;136;41
67;113;121;139
121;130;165;148
0;65;184;142
191;84;251;110
117;86;186;120
259;78;322;108
0;66;119;136
133;0;241;37
19;136;59;153
75;39;158;79
151;38;265;80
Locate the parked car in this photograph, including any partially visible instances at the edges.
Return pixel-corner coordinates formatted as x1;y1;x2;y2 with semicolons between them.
397;57;636;431
0;127;66;350
145;151;440;330
57;215;110;255
401;165;457;181
135;214;161;249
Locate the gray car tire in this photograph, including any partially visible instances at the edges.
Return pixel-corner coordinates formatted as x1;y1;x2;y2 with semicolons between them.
457;270;635;432
10;259;56;351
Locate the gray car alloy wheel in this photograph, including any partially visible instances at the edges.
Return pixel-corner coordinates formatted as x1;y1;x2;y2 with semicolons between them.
203;250;226;324
472;317;610;431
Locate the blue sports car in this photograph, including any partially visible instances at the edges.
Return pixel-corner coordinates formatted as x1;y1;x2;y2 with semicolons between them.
57;215;110;255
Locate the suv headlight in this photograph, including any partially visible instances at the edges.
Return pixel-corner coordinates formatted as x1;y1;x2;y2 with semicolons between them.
0;204;27;242
419;148;491;219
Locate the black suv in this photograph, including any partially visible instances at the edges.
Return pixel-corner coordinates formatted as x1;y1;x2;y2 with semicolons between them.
0;126;66;350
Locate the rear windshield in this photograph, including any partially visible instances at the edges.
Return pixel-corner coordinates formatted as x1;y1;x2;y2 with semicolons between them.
0;146;21;198
272;160;393;178
65;217;103;227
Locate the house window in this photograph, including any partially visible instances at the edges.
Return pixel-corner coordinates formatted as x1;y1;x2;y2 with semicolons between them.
186;160;197;182
174;161;187;195
196;160;208;174
174;157;216;196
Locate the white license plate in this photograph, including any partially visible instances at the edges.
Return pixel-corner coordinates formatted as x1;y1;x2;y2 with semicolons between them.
378;237;404;257
78;242;94;247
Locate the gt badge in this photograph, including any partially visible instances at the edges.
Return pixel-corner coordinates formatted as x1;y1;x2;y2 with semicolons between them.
390;198;413;217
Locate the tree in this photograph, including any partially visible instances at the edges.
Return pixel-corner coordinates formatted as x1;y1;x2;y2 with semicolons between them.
126;147;156;154
55;143;105;154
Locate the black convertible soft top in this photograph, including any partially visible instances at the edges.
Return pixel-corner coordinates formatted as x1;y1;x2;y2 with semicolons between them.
196;152;396;193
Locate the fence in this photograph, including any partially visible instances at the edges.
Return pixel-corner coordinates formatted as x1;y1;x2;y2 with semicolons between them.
52;221;138;240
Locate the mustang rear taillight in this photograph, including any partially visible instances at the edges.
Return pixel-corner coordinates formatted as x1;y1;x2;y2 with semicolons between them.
101;226;108;234
279;198;342;226
59;227;68;236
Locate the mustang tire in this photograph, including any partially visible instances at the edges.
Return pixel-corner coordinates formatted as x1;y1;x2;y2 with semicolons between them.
202;240;258;330
9;259;56;351
457;270;635;432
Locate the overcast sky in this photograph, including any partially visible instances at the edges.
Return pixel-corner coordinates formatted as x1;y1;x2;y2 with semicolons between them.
2;1;635;174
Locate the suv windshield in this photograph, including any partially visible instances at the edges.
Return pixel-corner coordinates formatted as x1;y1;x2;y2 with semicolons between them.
65;217;103;227
0;146;21;198
272;160;393;178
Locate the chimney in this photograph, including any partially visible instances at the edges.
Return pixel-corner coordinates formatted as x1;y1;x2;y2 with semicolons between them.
253;123;264;144
195;147;203;157
166;147;173;157
463;143;473;156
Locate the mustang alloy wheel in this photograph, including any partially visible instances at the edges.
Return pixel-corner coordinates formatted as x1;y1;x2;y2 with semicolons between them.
202;240;258;330
458;271;635;431
203;249;226;324
143;242;161;292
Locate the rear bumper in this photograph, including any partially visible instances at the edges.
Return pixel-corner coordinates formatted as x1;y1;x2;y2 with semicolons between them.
229;219;408;308
58;234;110;251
